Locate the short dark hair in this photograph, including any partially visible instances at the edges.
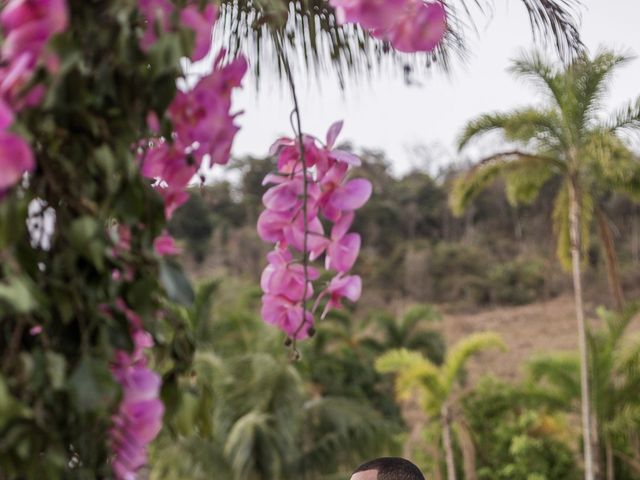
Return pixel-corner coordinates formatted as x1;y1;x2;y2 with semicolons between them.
353;457;425;480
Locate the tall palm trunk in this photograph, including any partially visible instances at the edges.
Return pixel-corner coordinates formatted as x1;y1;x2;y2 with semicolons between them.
596;208;624;312
430;441;444;480
455;416;477;480
605;435;614;480
442;404;457;480
569;178;596;480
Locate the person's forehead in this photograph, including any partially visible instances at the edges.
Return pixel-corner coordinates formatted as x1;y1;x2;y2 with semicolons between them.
350;469;378;480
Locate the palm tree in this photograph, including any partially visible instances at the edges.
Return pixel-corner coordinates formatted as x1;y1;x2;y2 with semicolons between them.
365;304;446;365
151;282;396;480
450;50;640;480
376;332;506;480
528;304;640;480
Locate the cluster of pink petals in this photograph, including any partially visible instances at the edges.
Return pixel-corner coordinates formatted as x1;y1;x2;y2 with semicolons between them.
258;122;371;339
0;0;67;107
0;0;68;198
0;130;34;198
109;300;164;480
153;230;182;256
137;0;247;219
330;0;446;53
139;0;217;62
140;51;247;218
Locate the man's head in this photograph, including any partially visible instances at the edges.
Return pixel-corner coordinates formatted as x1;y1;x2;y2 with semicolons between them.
350;457;425;480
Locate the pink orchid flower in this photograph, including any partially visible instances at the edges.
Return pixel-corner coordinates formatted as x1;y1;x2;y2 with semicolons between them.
0;0;68;33
180;3;217;61
320;273;362;318
0;131;35;196
259;121;369;339
324;120;360;165
373;1;447;53
329;0;408;31
110;301;164;480
154;232;182;256
261;248;319;302
325;212;362;273
0;99;14;129
138;0;173;52
261;294;315;339
320;173;372;221
29;325;43;335
283;214;329;260
161;189;190;219
167;54;247;164
1;0;68;67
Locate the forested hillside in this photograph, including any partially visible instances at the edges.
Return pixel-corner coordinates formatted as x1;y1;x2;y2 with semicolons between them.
171;150;640;312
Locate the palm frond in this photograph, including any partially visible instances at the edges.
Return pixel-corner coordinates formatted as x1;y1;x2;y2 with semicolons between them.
216;0;583;81
614;303;640;374
509;50;569;111
150;435;231;479
526;352;581;402
297;396;395;471
551;183;571;270
441;332;505;392
607;404;640;436
608;97;640;135
224;410;286;479
192;280;219;336
457;112;511;150
582;128;637;188
402;303;442;326
449;151;556;215
551;182;591;271
503;156;555;204
375;348;442;402
458;108;567;151
518;0;583;61
568;49;631;135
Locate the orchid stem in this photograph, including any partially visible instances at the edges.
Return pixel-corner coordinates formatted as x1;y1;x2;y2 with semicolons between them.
274;34;310;357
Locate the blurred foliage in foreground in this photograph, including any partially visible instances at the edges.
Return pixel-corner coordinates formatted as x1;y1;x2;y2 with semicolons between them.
147;278;640;479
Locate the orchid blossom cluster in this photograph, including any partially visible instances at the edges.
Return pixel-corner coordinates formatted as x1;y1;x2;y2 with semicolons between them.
138;0;247;219
258;121;372;340
0;0;68;198
106;3;247;478
108;299;164;480
330;0;447;53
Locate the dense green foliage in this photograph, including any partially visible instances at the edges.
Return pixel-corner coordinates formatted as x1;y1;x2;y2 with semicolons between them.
463;378;579;480
0;2;199;476
0;0;636;477
150;281;408;479
527;305;640;479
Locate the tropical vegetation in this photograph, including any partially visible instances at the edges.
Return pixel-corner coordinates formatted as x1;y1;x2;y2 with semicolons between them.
450;49;640;480
2;0;640;479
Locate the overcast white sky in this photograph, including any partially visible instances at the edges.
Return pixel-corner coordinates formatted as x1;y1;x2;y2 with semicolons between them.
227;0;640;176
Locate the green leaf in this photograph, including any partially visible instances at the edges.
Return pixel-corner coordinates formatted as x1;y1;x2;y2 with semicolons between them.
69;216;99;246
0;375;32;430
93;145;116;178
69;217;105;271
46;352;67;391
0;276;39;313
0;196;28;249
159;260;195;306
69;357;117;413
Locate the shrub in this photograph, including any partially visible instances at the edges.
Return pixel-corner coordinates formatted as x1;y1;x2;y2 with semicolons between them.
488;258;546;305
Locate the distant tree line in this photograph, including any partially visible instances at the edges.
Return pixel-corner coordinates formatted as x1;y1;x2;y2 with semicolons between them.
169;149;640;310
